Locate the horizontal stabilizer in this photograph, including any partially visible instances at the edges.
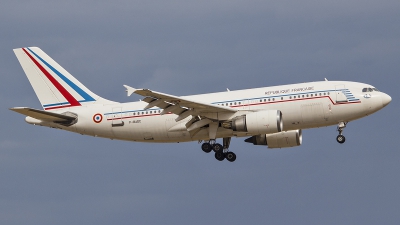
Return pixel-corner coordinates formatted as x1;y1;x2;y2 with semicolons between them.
10;107;77;125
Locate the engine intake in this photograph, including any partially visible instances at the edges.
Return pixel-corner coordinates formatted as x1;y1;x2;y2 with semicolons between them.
231;110;282;135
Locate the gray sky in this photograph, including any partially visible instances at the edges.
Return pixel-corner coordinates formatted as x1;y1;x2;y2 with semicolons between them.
1;1;399;224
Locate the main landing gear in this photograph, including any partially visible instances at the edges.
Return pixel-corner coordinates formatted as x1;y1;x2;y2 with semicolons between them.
200;137;236;162
336;122;347;144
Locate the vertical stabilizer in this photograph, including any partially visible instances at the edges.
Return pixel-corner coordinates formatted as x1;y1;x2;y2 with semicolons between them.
13;47;114;110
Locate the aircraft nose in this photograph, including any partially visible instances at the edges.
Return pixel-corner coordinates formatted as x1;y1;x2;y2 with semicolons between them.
381;93;392;107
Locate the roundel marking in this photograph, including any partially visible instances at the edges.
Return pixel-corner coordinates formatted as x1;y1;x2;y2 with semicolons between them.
93;113;103;123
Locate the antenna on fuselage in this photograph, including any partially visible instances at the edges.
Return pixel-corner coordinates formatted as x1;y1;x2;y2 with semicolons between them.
324;78;329;81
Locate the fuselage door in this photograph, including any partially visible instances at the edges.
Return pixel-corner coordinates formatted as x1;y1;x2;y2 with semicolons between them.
112;107;124;127
335;85;348;103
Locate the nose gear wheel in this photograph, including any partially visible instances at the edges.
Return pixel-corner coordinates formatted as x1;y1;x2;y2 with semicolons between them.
336;135;346;144
336;122;347;144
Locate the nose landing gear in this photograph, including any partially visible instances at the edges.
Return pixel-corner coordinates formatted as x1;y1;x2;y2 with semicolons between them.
336;122;347;144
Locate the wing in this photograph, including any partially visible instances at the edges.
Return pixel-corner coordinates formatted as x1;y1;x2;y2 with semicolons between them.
10;107;77;125
124;85;237;122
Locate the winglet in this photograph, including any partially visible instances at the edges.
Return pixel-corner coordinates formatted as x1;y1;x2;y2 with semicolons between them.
123;85;137;96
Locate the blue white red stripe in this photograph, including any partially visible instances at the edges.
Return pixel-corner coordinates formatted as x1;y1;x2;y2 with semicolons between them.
23;48;95;110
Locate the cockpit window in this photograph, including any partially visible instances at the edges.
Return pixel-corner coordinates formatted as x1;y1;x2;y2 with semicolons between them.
362;87;379;92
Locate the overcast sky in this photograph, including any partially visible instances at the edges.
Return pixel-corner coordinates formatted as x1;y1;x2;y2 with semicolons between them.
1;1;399;224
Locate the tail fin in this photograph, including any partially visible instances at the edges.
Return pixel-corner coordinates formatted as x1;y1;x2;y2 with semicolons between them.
13;47;115;110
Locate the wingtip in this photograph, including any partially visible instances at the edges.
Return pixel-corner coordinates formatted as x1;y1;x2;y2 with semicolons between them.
123;85;137;96
9;107;25;111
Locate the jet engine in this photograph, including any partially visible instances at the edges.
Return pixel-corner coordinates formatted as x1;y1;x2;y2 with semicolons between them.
229;110;282;135
244;129;302;148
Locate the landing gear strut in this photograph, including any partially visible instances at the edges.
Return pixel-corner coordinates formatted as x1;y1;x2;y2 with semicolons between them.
336;122;347;144
200;137;236;162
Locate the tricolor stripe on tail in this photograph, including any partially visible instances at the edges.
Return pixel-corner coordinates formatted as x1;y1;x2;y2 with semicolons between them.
14;47;114;110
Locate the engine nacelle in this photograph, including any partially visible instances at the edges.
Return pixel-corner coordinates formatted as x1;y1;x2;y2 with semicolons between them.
244;130;302;148
231;110;282;135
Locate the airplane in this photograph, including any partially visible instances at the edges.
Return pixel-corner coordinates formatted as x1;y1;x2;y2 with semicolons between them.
10;47;391;162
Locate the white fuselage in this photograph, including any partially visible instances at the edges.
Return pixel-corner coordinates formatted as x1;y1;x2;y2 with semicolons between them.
34;80;389;143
